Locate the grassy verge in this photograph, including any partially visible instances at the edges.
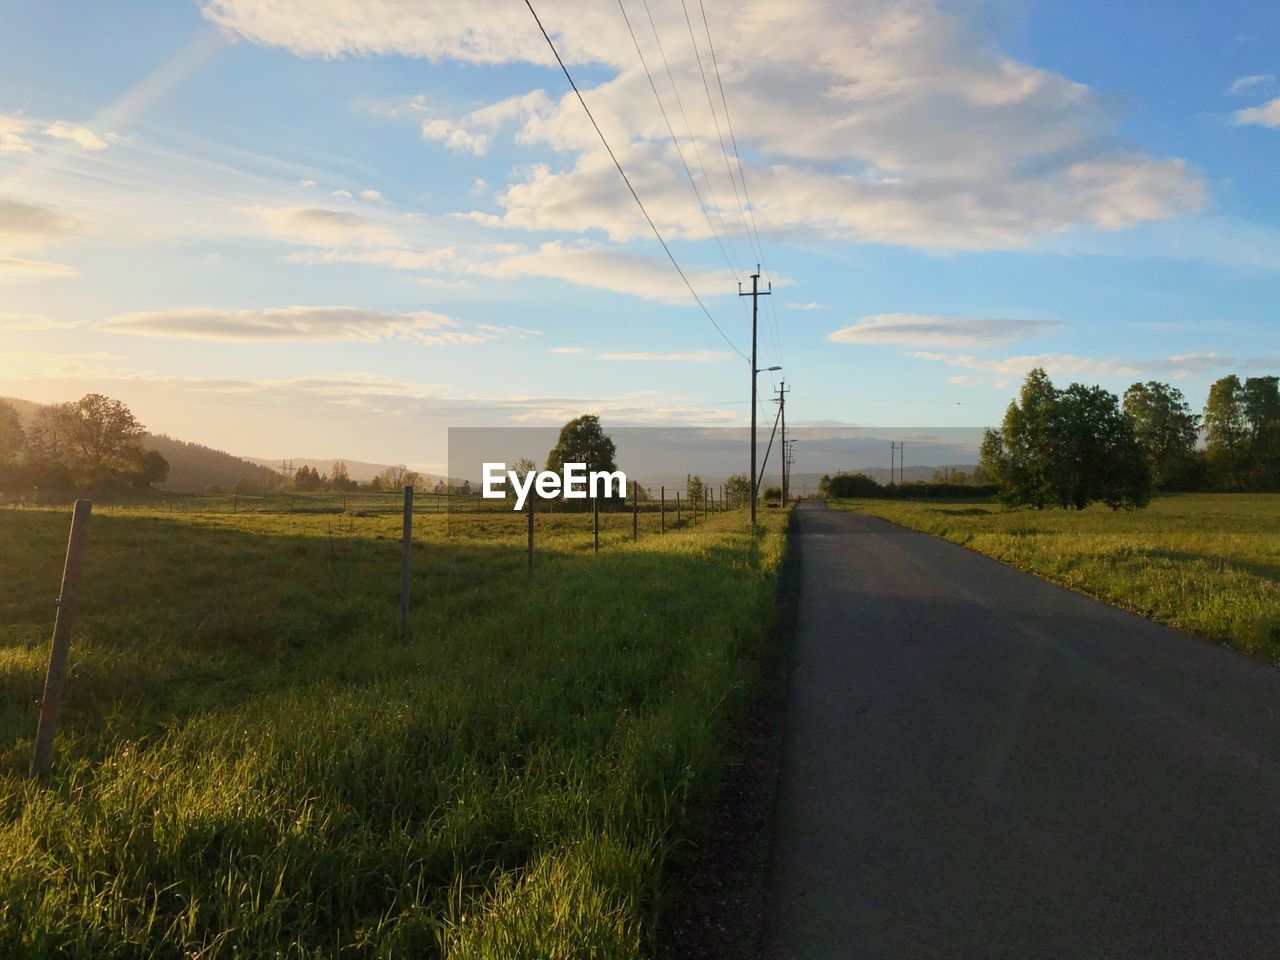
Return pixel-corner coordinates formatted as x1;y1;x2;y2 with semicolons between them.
0;503;787;958
830;494;1280;664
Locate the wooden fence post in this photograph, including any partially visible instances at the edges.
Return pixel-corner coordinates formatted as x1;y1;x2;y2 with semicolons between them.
31;499;92;778
632;481;638;541
400;485;413;641
676;491;681;528
660;486;665;534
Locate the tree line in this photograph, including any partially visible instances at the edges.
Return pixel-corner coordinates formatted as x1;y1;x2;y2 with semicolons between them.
0;395;169;499
982;368;1278;509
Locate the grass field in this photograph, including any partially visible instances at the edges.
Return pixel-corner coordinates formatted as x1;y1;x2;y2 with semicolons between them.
831;493;1280;664
0;499;786;958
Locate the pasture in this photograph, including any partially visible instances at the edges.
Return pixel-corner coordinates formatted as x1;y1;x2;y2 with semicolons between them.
832;493;1280;663
0;499;786;958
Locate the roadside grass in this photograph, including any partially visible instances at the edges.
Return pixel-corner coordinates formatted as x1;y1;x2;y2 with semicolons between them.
830;493;1280;664
0;502;785;958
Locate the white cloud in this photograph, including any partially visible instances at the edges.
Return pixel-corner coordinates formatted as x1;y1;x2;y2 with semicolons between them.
299;178;317;187
908;349;1240;381
45;121;109;151
828;313;1060;348
0;115;33;154
421;118;489;156
286;246;457;270
550;346;586;354
331;189;353;198
598;350;732;363
203;0;1203;251
1230;74;1273;95
97;305;506;345
787;302;827;311
1234;97;1280;128
360;188;383;200
243;205;396;246
0;255;79;278
469;240;732;303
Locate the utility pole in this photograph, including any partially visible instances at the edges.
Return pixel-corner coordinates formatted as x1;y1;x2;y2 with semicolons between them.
775;380;790;501
890;441;902;486
740;267;771;527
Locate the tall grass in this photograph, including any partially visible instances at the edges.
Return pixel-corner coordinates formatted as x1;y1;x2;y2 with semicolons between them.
832;493;1280;663
0;503;786;957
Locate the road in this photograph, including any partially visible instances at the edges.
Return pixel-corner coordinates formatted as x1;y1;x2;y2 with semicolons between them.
765;501;1280;959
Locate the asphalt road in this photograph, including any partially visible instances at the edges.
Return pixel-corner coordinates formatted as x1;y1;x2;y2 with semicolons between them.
764;501;1280;959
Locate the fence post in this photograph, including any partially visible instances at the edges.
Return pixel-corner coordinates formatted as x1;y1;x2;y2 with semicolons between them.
660;486;665;534
632;481;638;542
233;491;238;514
31;499;92;778
593;496;600;554
676;491;681;528
527;498;535;574
400;485;413;641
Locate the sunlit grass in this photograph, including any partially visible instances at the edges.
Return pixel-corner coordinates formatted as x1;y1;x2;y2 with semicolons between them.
831;494;1280;663
0;500;785;958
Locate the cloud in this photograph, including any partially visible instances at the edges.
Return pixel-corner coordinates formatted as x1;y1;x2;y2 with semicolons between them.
421;118;489;155
360;188;382;200
828;313;1060;348
203;0;1203;251
45;121;109;151
0;312;80;331
550;346;586;354
1234;97;1280;128
0;115;33;154
1230;74;1273;95
331;189;353;198
0;197;79;251
0;255;80;278
98;305;506;345
469;240;732;303
597;350;732;362
787;302;827;311
299;178;317;187
908;349;1241;381
243;205;396;246
286;246;457;270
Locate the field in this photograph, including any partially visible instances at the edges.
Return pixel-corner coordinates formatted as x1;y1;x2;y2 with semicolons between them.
0;498;787;958
832;493;1280;663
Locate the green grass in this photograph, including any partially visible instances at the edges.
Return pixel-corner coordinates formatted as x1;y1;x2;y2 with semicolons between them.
0;500;786;958
831;493;1280;663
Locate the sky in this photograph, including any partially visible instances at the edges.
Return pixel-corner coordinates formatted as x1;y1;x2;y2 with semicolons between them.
1;0;1277;473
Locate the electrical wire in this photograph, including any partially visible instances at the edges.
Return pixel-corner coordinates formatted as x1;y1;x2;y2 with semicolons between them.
523;0;748;362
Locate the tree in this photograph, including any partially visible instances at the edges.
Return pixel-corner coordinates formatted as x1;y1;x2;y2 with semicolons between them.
0;400;24;465
687;474;705;506
547;415;619;503
981;368;1151;510
29;394;146;484
132;448;170;489
763;485;783;502
1203;374;1280;490
724;473;752;507
1123;381;1201;490
822;472;881;498
331;460;358;491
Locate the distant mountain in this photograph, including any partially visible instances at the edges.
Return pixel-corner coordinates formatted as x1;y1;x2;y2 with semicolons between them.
2;396;278;494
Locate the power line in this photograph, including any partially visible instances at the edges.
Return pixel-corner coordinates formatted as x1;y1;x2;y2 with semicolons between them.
523;0;747;362
675;0;752;263
696;0;784;367
639;0;745;269
616;0;738;282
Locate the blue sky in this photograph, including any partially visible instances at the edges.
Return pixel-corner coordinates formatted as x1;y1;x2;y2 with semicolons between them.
1;0;1276;471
